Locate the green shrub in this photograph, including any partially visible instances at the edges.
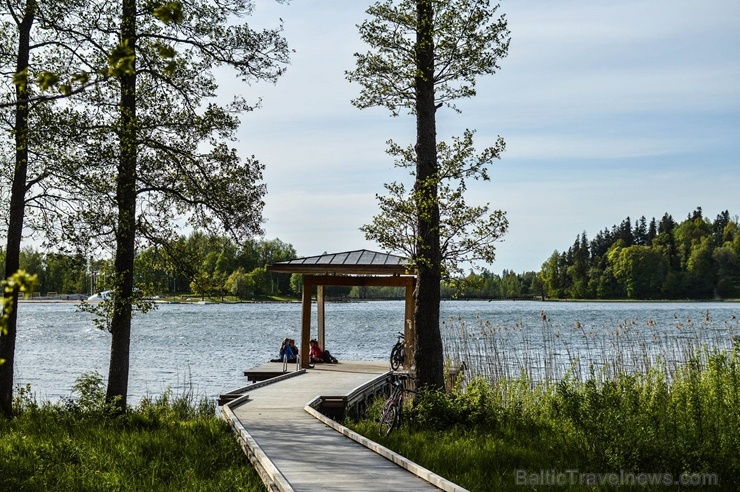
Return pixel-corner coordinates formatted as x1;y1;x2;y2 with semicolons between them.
410;377;499;431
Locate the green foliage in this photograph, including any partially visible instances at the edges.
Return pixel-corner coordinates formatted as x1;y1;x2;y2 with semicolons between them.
152;1;184;25
0;375;265;492
347;0;510;115
1;270;38;341
438;268;539;299
361;130;509;280
11;67;28;91
350;349;740;490
36;70;59;91
107;41;136;78
5;233;296;299
409;377;498;430
70;371;108;410
225;268;253;299
538;208;740;300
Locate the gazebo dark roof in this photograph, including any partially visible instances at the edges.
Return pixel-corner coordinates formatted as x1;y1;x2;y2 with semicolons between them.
267;249;410;275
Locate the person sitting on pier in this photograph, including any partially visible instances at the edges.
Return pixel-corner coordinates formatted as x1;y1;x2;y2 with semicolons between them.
289;339;300;359
309;339;338;364
308;339;323;363
277;338;297;363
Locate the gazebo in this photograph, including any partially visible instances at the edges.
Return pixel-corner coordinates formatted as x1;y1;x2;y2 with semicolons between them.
267;249;416;369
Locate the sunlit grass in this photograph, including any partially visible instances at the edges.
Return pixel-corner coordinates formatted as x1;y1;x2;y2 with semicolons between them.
0;375;265;492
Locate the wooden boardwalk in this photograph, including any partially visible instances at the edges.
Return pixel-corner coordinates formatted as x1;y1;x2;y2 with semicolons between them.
221;361;463;492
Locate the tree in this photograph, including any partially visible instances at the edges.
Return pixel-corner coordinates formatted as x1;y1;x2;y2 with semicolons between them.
674;213;711;270
225;267;252;299
500;270;521;298
246;266;270;296
539;251;563;299
567;232;589;298
647;217;658;245
0;0;193;416
713;244;739;298
289;273;303;296
685;236;715;298
0;0;91;416
713;210;732;246
348;0;509;390
361;131;508;279
633;216;648;246
51;0;290;410
608;244;667;299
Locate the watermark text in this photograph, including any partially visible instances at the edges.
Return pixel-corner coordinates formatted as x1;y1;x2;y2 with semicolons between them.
515;469;719;487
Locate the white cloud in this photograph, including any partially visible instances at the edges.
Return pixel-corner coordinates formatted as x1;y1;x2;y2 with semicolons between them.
219;0;740;274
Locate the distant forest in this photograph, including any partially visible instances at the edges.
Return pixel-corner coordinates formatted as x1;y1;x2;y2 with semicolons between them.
455;207;739;301
0;233;298;300
3;207;738;301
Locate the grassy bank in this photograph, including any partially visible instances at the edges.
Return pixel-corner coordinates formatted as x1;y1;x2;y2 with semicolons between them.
349;347;740;491
0;375;265;492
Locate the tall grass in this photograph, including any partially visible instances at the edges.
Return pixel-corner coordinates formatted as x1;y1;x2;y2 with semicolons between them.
0;373;265;492
350;310;740;491
442;310;740;385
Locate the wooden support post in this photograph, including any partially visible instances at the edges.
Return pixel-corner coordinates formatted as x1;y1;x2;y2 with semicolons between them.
317;285;325;351
301;277;313;368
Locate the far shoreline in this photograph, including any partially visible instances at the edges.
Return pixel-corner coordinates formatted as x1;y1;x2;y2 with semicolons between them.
17;297;739;304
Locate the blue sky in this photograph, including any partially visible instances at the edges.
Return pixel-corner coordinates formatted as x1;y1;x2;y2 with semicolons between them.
230;0;740;274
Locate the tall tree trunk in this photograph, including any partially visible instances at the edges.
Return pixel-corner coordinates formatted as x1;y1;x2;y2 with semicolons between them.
413;0;444;391
0;0;36;417
106;0;137;411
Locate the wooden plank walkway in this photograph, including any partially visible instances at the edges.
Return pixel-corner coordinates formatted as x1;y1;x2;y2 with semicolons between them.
222;361;459;492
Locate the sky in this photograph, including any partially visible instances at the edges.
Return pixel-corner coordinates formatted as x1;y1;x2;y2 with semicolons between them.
226;0;740;275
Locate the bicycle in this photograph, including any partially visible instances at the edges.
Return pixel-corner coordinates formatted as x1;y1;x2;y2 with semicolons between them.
389;332;405;371
378;374;415;436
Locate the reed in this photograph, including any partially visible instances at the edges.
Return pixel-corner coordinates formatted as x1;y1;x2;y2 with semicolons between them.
349;309;740;491
442;310;740;386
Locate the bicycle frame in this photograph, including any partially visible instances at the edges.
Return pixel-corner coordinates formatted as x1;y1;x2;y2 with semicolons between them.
379;375;414;436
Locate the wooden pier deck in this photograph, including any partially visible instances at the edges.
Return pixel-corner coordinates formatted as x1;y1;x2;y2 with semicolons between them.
221;361;463;492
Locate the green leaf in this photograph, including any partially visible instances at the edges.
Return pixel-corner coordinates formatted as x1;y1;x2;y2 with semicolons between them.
2;270;39;336
12;68;28;90
72;71;90;86
108;42;136;77
37;71;60;91
153;1;184;25
163;61;177;77
157;44;177;59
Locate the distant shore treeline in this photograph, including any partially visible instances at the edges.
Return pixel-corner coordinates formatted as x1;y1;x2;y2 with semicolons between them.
0;233;298;299
529;207;739;300
369;207;740;301
3;208;738;301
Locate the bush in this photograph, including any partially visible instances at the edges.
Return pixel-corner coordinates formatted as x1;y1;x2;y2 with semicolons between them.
410;377;498;431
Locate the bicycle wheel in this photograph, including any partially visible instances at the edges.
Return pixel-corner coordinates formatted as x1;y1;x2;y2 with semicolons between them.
379;397;400;436
389;343;404;370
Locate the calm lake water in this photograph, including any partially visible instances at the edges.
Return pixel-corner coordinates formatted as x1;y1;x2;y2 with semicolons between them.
12;300;740;404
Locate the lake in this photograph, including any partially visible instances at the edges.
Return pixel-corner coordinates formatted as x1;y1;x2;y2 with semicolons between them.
12;300;740;404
